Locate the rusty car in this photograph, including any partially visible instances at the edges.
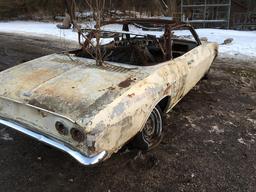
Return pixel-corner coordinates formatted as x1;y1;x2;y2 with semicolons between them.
0;19;218;166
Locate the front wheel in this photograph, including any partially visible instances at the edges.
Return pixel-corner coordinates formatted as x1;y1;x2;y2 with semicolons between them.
131;106;163;151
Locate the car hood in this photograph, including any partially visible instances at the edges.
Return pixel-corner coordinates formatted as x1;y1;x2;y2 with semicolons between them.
0;54;149;123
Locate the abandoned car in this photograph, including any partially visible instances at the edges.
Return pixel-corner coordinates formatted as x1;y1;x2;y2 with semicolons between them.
0;19;218;165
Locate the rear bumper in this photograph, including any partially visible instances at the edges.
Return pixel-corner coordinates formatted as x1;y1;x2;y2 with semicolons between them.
0;118;107;166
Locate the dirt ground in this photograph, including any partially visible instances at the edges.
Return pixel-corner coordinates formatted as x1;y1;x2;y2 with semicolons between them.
0;33;255;192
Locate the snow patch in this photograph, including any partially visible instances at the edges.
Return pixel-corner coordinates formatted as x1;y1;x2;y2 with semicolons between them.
203;140;215;143
209;125;224;134
248;118;256;124
0;21;78;41
196;29;256;61
184;116;200;131
238;138;247;145
0;128;13;141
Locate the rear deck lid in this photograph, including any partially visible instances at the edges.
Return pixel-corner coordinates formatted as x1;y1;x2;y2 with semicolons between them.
0;54;146;121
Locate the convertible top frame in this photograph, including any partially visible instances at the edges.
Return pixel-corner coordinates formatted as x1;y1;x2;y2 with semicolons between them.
78;18;201;62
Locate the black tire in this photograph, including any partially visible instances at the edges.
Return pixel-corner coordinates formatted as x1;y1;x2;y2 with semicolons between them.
131;106;163;151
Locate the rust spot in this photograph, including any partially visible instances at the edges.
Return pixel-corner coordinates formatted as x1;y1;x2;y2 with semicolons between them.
28;99;55;112
38;109;48;118
164;83;172;95
87;141;96;152
128;93;135;98
20;69;55;84
108;86;115;91
118;78;135;88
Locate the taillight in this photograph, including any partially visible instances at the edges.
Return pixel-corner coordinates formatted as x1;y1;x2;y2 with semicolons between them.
70;128;85;143
55;121;68;135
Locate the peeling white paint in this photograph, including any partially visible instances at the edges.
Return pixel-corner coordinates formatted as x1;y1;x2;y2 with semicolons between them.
0;40;218;160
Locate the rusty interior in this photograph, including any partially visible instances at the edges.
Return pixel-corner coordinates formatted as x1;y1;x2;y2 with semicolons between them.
73;19;201;66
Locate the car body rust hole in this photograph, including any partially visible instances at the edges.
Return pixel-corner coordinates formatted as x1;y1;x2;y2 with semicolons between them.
118;78;135;88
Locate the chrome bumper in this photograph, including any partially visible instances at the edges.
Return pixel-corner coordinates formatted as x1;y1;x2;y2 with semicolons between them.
0;119;107;166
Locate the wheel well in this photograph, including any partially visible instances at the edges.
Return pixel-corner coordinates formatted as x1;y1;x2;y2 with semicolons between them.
157;96;170;112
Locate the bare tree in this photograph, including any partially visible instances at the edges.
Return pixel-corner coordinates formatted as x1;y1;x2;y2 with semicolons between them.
65;0;76;24
67;0;106;66
87;0;106;66
77;0;106;66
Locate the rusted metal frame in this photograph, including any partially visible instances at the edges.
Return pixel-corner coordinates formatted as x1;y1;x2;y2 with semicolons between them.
133;23;164;31
122;23;130;40
164;24;172;61
99;21;184;62
81;30;97;51
80;20;201;63
79;19;190;46
77;26;94;46
170;23;202;45
81;28;157;38
162;23;201;61
188;26;202;45
80;28;159;51
127;19;183;26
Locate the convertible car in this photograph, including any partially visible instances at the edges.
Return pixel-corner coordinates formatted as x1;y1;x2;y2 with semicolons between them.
0;19;218;166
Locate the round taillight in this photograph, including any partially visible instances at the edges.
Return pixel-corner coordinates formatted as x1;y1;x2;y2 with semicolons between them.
70;128;85;143
55;121;68;135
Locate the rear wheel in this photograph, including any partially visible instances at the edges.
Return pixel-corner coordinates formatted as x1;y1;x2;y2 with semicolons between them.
131;106;163;151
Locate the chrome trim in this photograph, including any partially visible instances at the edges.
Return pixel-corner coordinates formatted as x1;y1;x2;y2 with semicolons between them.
0;119;107;166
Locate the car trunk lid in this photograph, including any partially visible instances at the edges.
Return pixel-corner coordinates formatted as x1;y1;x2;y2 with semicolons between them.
0;54;146;121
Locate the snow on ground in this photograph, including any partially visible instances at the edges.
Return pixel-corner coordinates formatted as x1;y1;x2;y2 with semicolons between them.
0;21;255;61
196;29;256;60
0;21;77;42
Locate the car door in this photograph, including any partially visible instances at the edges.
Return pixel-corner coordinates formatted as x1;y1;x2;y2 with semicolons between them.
183;44;212;95
174;26;212;96
165;25;212;111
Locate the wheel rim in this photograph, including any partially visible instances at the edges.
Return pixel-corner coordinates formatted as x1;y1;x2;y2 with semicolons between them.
142;107;163;148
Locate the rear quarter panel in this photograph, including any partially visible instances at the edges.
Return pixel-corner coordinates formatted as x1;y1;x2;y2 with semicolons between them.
84;59;188;155
86;42;218;156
